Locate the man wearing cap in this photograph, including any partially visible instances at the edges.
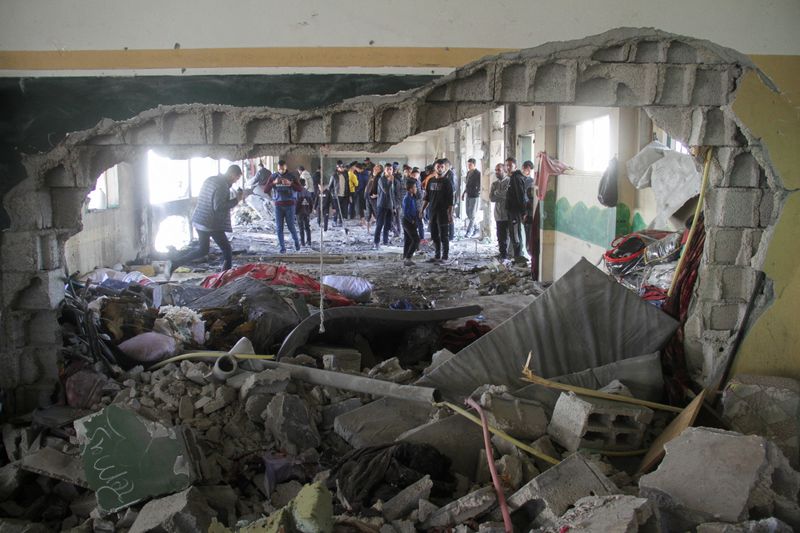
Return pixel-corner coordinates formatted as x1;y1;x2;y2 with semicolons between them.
264;160;303;253
173;164;248;271
461;157;481;238
422;159;454;263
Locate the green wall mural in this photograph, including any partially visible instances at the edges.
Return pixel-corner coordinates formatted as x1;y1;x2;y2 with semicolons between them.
541;190;652;248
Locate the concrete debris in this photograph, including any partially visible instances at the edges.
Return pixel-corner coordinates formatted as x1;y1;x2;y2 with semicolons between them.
554;494;662;532
265;392;321;455
239;368;293;400
320;398;363;430
128;487;215;533
19;447;88;488
722;374;800;469
368;357;415;383
272;480;304;508
397;414;484;478
639;427;800;531
477;387;548;440
696;518;794;533
547;391;654;452
334;397;434;448
382;474;433;521
421;486;497;529
506;453;619;528
0;462;23;501
322;351;362;373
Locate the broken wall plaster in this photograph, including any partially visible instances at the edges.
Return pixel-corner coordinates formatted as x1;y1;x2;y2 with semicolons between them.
0;27;788;407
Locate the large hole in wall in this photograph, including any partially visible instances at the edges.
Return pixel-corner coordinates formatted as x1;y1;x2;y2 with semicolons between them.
0;28;783;413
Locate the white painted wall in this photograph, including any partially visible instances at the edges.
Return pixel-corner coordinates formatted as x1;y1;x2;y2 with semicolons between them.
2;1;797;70
64;163;143;274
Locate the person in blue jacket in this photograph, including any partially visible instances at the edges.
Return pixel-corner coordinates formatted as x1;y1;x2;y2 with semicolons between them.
402;181;421;266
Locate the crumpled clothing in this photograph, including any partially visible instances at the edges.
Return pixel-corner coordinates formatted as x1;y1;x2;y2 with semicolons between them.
440;319;492;353
536;151;570;201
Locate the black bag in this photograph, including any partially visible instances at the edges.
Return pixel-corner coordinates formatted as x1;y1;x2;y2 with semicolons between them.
597;157;618;207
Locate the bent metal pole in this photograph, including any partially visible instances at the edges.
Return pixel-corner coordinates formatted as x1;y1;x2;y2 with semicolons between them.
260;360;441;404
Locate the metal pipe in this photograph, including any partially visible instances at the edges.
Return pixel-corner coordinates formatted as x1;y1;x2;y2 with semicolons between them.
260;360;441;404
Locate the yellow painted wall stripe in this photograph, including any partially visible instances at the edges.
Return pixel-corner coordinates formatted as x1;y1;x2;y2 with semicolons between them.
0;47;515;70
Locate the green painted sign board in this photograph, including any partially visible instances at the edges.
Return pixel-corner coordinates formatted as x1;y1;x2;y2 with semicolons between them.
76;405;197;513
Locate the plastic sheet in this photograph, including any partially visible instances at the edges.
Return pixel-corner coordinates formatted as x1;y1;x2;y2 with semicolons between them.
321;275;373;303
117;332;181;363
417;259;679;402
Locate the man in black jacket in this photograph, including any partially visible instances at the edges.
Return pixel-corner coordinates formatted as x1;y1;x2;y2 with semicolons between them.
172;164;247;271
504;157;527;263
423;159;455;263
461;157;481;238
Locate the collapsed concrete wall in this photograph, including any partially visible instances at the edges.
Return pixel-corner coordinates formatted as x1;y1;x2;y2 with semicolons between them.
0;27;785;411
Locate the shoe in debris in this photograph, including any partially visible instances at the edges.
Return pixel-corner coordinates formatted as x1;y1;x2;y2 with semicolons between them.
403;259;415;266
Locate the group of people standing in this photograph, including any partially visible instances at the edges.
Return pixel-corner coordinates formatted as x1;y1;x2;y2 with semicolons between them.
174;154;536;273
490;157;538;264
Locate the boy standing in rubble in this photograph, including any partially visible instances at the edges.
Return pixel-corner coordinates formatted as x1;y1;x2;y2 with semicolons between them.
402;181;421;266
296;178;314;248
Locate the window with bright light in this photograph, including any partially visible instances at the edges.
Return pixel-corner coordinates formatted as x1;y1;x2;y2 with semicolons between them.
148;150;239;204
574;115;610;172
87;165;120;211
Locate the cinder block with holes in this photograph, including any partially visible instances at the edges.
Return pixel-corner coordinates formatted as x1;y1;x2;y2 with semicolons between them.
547;392;653;451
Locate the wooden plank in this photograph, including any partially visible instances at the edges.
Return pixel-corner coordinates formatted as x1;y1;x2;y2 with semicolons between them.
637;389;707;475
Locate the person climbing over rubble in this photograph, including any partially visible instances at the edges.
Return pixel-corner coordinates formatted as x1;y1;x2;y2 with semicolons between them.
264;160;303;253
402;181;421;266
490;162;510;260
172;164;248;272
423;158;454;264
296;178;314;248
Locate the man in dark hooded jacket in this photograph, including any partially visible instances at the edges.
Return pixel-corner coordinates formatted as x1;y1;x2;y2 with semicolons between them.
504;157;527;263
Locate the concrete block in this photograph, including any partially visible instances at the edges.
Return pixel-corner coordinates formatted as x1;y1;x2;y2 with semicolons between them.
247;118;290;144
417;102;456;133
705;301;745;331
759;190;779;227
692;68;733;106
331;110;372;143
129;487;215;533
211;111;244;145
425;82;451;102
378;107;414;143
639;427;800;531
4;189;53;231
657;64;695;105
43;165;75;188
719;266;760;301
532;61;577;103
125;120;162;145
12;270;65;311
497;63;532;102
705;227;745;265
452;67;494;101
19;345;59;383
322;351;361;373
292;116;328;144
479;390;548;440
554;494;661;532
20;447;87;488
265;393;320;455
575;77;617;106
547;392;654;451
666;40;698;63
334;398;433;448
722;375;800;469
421;486;496;529
633;40;668;63
702;108;741;146
1;231;39;272
239;368;292;400
320;398;362;429
397;414;484;478
382;475;432;521
506;453;618;528
729;152;762;188
591;44;632;62
706;188;761;227
645;106;694;145
50;188;87;230
582;63;658;106
163;112;207;144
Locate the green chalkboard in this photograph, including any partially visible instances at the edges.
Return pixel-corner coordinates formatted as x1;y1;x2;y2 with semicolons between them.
77;405;197;513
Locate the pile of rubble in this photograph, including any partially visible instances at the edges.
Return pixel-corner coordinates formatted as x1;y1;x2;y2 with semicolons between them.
2;260;799;532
